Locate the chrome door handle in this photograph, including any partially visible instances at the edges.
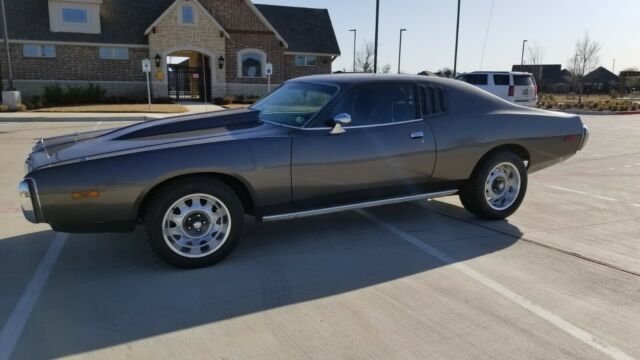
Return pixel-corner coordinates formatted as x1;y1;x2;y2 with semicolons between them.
410;131;424;139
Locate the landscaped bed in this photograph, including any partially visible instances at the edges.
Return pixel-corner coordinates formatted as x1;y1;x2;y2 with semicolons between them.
538;94;640;112
32;104;189;114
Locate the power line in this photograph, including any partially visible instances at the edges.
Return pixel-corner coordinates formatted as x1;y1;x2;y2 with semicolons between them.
479;0;495;70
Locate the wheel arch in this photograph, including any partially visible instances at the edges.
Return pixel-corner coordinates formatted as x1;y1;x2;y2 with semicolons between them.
135;172;257;222
470;144;530;179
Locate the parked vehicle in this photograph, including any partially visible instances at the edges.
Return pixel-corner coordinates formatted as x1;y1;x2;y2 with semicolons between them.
19;74;588;268
456;71;538;107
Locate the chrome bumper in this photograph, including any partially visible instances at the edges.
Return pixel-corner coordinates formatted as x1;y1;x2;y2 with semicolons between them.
19;179;41;223
578;125;589;151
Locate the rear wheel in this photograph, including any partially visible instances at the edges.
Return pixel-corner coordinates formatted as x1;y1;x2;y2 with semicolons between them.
460;152;527;220
144;178;243;268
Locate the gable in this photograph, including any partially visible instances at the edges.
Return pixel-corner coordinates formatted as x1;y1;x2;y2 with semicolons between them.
144;0;229;38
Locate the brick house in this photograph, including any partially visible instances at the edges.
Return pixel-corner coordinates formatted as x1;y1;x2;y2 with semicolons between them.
0;0;340;100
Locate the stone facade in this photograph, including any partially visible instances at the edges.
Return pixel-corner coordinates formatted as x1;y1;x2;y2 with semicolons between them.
148;0;227;98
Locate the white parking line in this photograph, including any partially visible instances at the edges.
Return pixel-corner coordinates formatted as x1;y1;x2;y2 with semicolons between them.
357;209;636;360
538;184;619;202
0;232;69;360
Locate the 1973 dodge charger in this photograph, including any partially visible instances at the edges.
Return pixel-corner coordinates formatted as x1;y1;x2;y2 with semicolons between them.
19;74;589;268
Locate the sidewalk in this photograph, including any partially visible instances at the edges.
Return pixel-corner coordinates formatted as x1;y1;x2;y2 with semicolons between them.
0;104;225;122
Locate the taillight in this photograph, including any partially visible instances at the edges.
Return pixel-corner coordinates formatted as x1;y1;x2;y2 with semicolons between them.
534;85;538;95
508;85;514;97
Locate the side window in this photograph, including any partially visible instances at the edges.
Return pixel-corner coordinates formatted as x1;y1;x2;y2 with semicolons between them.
476;74;488;85
513;75;535;86
328;84;417;127
493;74;510;86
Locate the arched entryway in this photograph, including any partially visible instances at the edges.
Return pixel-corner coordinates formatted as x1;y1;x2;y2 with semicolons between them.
167;50;212;101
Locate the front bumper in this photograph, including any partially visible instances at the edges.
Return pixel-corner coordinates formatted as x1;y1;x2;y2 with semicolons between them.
19;179;42;223
578;125;589;151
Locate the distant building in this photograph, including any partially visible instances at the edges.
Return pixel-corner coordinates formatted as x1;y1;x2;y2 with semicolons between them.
583;66;619;94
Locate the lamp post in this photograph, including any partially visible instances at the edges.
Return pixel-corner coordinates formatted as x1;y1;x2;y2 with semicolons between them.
521;39;528;65
373;0;380;73
349;29;357;72
398;28;407;74
453;0;461;77
0;0;14;90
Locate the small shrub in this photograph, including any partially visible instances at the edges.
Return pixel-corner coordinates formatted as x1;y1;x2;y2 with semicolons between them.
597;107;605;111
0;104;8;112
16;104;28;112
545;103;553;109
42;83;106;106
223;96;236;104
611;90;619;99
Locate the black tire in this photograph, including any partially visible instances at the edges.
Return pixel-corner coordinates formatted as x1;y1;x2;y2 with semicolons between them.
459;151;528;220
144;177;244;268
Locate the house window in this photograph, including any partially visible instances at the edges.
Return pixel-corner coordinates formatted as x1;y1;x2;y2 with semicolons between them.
295;55;318;67
23;44;56;58
239;50;265;78
62;8;88;24
99;47;129;60
180;5;196;25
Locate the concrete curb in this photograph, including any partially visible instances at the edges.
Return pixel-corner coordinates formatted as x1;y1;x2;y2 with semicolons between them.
549;109;640;116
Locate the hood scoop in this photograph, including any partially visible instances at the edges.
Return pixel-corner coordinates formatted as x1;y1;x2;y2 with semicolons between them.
114;109;261;140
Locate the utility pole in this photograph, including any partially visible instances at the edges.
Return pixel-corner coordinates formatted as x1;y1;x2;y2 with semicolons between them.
521;39;528;65
349;29;357;72
0;0;14;90
373;0;380;73
453;0;461;77
612;58;616;73
398;29;407;74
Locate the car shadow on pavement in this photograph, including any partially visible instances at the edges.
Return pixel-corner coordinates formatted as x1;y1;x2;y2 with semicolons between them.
3;201;522;359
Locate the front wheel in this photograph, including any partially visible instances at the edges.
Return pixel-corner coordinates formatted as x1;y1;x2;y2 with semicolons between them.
459;152;528;220
144;178;244;268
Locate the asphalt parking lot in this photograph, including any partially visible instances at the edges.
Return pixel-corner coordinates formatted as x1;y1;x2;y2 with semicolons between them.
0;115;639;360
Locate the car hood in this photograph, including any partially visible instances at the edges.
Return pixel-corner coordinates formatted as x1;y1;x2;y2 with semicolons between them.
27;109;281;172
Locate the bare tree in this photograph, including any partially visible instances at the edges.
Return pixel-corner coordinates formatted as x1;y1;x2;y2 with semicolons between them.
436;67;454;78
355;41;375;73
381;64;392;74
569;32;602;103
526;41;545;65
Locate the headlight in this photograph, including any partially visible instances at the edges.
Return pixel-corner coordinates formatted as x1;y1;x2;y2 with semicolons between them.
19;180;38;223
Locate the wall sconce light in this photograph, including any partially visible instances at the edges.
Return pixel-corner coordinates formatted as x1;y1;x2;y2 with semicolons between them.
154;54;162;67
218;56;225;69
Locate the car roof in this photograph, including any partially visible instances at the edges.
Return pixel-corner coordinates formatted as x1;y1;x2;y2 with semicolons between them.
463;71;532;75
288;73;455;87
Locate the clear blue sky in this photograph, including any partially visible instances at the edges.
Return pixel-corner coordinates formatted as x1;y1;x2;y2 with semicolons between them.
254;0;640;74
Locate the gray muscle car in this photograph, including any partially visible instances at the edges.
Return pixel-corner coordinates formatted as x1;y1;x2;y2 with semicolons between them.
19;74;589;268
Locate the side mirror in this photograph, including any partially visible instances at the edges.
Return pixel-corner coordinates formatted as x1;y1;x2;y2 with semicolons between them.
330;113;351;135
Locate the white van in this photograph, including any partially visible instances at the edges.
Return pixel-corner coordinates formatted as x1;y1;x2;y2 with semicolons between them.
456;71;538;107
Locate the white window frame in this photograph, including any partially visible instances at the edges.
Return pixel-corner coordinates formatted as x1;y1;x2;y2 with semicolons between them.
294;55;318;67
62;8;88;24
237;49;267;78
99;47;129;60
23;44;56;58
179;4;197;26
48;0;101;34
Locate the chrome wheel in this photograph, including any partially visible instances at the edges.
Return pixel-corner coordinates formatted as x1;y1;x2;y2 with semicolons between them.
484;162;521;211
162;193;231;258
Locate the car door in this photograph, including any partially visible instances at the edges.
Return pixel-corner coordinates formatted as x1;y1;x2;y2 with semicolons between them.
290;82;437;210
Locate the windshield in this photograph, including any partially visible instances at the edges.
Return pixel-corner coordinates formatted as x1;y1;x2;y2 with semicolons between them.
250;82;337;127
